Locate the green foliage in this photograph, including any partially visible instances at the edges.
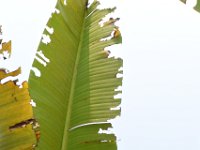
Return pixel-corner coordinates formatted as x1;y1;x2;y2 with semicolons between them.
29;0;122;149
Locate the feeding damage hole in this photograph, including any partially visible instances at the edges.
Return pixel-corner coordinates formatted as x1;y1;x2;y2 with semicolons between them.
45;26;54;35
1;76;18;85
42;34;51;45
63;0;67;5
0;68;22;86
32;50;50;77
83;140;113;144
0;51;9;60
35;50;50;67
31;67;41;77
37;51;50;63
98;127;114;134
54;8;60;14
30;99;36;107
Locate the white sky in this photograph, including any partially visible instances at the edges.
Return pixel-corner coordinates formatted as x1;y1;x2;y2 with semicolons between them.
1;0;200;150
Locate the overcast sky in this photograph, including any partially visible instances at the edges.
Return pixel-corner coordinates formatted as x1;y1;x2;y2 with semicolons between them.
1;0;200;150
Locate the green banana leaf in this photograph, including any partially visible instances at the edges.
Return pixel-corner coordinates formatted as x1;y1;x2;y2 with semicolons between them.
28;0;122;149
0;68;37;150
180;0;200;12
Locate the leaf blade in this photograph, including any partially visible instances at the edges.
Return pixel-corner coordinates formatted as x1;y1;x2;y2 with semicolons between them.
0;68;37;150
29;0;122;149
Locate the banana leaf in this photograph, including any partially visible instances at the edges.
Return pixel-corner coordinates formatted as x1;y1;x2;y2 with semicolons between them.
29;0;122;149
0;68;37;150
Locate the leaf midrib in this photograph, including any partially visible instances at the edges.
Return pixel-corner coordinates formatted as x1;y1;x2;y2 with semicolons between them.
61;5;87;150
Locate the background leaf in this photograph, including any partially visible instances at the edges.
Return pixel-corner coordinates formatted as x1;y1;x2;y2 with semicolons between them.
0;68;37;150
